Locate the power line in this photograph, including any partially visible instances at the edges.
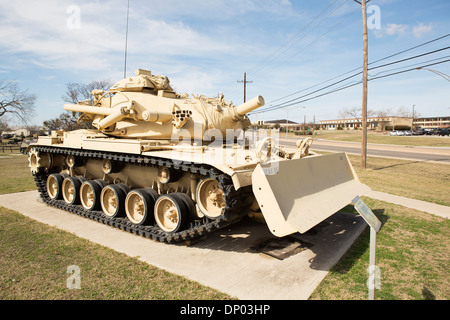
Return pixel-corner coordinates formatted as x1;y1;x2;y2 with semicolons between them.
270;4;360;72
250;58;450;114
266;33;450;107
221;0;347;97
253;41;450;114
249;0;343;76
254;47;450;114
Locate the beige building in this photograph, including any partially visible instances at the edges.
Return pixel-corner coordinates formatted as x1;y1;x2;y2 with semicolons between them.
413;116;450;129
251;119;303;131
319;116;412;131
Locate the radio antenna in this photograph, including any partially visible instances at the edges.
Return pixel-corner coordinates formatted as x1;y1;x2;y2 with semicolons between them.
124;0;130;78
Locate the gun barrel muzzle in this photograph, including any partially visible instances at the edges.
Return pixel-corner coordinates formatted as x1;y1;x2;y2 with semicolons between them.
235;95;265;116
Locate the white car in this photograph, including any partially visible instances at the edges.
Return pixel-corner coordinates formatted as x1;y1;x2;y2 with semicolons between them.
389;131;399;136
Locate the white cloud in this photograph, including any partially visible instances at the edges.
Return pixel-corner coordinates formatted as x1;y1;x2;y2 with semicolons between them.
373;23;408;38
0;1;235;75
373;22;434;39
412;23;433;38
385;23;408;36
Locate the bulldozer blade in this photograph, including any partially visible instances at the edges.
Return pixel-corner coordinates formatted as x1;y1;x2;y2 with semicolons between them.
252;153;370;237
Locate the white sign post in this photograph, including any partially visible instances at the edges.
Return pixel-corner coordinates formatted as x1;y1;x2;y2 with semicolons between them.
352;196;381;300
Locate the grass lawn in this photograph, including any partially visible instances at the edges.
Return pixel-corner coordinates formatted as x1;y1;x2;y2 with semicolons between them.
310;198;449;300
0;153;36;194
0;206;232;300
349;155;450;206
307;130;450;147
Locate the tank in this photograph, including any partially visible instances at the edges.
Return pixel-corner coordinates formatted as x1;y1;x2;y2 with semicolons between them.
28;69;369;243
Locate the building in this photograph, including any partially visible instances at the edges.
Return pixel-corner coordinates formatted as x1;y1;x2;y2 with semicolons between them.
251;119;303;131
413;116;450;129
1;128;31;137
319;116;412;131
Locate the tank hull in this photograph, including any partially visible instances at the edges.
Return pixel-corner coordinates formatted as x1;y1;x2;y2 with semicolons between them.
31;142;252;243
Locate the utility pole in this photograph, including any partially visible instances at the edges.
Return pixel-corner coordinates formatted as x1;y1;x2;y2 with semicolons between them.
354;0;369;169
237;72;253;103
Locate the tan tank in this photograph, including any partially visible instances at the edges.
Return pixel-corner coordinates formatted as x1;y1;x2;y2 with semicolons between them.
28;69;369;243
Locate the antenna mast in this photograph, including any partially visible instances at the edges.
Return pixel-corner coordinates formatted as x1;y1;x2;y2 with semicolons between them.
124;0;130;78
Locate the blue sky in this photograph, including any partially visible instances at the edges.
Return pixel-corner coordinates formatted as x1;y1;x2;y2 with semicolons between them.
0;0;449;126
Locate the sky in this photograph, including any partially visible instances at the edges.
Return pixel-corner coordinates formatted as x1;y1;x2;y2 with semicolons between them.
0;0;449;127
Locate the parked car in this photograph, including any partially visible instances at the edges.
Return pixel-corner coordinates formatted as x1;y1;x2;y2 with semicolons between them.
437;128;450;136
389;131;399;136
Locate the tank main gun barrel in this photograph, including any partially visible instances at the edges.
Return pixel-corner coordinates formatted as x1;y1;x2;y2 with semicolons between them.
235;95;265;116
64;104;114;116
64;102;173;130
64;103;131;130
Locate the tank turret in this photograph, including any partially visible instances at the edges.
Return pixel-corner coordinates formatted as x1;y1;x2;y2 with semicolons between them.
64;69;264;140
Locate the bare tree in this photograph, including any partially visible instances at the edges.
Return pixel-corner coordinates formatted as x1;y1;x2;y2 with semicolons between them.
0;116;10;135
339;106;376;119
43;112;83;131
62;80;113;104
44;79;113;131
395;106;413;118
339;107;361;119
375;108;389;117
0;81;36;124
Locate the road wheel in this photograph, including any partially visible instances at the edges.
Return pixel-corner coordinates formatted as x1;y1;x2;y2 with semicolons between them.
62;176;86;205
80;179;106;211
46;173;67;200
100;183;130;218
154;194;188;233
196;178;225;219
125;188;158;225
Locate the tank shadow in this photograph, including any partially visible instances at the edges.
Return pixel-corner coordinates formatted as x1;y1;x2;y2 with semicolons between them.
184;208;374;271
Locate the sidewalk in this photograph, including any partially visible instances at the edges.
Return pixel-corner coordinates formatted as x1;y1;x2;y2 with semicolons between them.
363;189;450;219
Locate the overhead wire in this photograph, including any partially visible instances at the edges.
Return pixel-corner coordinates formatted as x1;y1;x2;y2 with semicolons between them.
265;33;450;107
250;0;348;76
250;58;450;114
223;0;346;96
250;34;450;114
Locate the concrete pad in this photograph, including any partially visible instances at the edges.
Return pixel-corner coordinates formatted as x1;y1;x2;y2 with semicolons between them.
0;190;366;300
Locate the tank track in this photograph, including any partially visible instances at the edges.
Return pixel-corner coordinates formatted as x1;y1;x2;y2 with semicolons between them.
33;145;249;244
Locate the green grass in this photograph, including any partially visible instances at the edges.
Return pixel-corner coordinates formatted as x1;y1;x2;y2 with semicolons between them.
310;198;450;300
0;154;36;194
349;155;450;206
308;130;450;147
0;206;233;300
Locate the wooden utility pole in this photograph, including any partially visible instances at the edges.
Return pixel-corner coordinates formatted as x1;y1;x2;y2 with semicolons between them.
354;0;369;169
237;72;253;103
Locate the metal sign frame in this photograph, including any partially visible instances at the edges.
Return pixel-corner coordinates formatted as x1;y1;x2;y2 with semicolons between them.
352;195;381;300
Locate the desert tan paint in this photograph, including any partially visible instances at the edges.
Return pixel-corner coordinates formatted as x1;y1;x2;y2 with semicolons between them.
29;69;368;238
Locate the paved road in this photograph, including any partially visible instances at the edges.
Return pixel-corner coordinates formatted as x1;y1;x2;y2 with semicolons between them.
279;138;450;164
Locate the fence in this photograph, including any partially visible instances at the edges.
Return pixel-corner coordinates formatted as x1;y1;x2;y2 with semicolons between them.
0;144;21;153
